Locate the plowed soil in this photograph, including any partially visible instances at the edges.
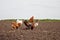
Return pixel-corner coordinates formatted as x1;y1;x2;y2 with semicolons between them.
0;20;60;40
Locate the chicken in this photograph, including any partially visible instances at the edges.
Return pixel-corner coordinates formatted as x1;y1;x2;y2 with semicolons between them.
11;19;23;29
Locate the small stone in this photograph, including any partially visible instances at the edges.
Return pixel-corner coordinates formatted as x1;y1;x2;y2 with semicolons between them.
20;35;23;37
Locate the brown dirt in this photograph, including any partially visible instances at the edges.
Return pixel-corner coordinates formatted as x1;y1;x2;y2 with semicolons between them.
0;20;60;40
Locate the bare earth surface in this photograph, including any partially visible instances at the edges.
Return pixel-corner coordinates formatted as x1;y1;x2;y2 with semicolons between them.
0;20;60;40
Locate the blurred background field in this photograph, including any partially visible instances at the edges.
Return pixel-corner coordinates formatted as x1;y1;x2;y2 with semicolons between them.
0;19;60;22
